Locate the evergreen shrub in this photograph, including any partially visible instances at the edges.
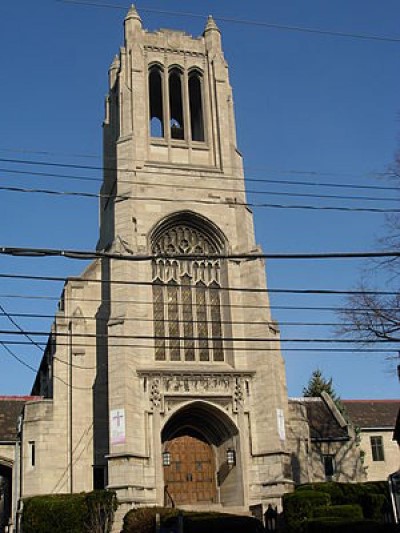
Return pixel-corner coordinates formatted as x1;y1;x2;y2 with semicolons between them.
122;507;264;533
21;490;117;533
295;481;391;522
312;503;363;520
283;490;331;533
361;493;387;520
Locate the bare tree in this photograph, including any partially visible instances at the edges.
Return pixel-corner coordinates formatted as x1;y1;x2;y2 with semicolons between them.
339;158;400;349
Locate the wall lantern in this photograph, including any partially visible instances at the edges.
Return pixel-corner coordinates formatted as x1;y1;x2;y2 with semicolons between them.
226;449;236;467
162;451;171;467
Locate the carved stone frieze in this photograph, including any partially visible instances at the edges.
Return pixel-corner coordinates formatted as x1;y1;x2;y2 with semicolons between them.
139;370;253;412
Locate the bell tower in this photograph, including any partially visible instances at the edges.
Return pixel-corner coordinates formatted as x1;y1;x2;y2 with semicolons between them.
99;6;291;516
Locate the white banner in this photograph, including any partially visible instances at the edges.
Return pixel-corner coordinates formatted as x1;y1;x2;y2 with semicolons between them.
110;408;126;445
276;408;286;441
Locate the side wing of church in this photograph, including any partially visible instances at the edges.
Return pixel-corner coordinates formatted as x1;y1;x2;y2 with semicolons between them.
12;7;364;526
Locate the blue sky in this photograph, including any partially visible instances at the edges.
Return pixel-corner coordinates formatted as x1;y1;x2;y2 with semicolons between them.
0;0;399;399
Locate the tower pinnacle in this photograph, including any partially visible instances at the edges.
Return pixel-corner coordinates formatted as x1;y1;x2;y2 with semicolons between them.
125;4;142;23
204;15;220;34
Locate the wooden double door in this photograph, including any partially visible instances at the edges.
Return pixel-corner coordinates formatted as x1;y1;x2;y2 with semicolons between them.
163;435;217;505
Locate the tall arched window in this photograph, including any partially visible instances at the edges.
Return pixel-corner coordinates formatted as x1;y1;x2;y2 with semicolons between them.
149;65;164;137
169;68;184;140
188;71;204;142
151;217;225;362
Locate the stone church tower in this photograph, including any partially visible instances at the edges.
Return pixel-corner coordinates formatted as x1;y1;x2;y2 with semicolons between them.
98;6;291;513
21;6;292;520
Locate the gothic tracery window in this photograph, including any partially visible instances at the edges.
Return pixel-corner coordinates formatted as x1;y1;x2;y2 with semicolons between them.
152;220;224;362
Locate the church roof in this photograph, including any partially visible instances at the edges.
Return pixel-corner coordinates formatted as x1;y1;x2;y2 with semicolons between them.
342;400;400;430
305;398;349;441
0;396;40;442
290;397;349;441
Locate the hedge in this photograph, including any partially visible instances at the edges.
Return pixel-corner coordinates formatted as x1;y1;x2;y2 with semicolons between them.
312;504;363;520
297;481;389;505
122;507;264;533
295;481;391;522
361;493;388;521
283;490;331;533
21;490;118;533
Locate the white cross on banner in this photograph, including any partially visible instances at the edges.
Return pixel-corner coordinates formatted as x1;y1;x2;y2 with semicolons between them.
111;408;126;444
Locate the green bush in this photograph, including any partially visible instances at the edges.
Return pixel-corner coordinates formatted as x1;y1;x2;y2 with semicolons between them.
122;507;264;533
297;482;345;504
180;512;264;533
21;490;117;533
122;507;178;533
295;481;391;523
283;490;331;533
313;504;363;520
361;493;387;521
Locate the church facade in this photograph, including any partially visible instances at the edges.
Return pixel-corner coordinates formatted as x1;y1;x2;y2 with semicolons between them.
8;7;364;529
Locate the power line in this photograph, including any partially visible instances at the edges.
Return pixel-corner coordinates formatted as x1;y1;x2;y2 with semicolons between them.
1;328;398;346
2;155;398;192
0;342;38;373
1;245;400;261
1;180;398;205
2;183;399;213
0;311;387;329
0;302;43;351
1;339;396;353
56;0;400;44
0;271;397;297
1;149;396;186
0;292;397;313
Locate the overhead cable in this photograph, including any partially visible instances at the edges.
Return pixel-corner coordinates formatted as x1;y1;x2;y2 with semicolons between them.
56;0;400;44
1;245;400;261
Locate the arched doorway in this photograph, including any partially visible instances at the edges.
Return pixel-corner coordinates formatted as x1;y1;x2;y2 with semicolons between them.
164;433;216;505
0;463;12;533
161;401;243;508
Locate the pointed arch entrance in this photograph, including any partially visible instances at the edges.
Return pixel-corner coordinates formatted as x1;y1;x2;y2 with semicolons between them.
161;401;243;507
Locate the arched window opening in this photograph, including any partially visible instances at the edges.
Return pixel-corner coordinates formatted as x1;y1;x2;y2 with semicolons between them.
149;66;164;138
151;219;225;362
111;81;120;140
169;70;184;140
189;72;204;142
210;281;223;361
153;279;166;361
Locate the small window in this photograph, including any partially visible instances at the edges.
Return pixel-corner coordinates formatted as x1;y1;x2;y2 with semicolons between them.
370;436;385;461
323;454;335;479
29;441;36;467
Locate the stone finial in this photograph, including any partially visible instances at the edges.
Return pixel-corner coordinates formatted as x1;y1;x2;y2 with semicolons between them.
110;54;119;71
125;4;142;24
204;15;220;34
204;15;222;52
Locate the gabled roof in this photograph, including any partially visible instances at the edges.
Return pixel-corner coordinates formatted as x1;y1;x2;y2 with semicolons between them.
0;396;40;442
289;396;349;441
342;400;400;430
